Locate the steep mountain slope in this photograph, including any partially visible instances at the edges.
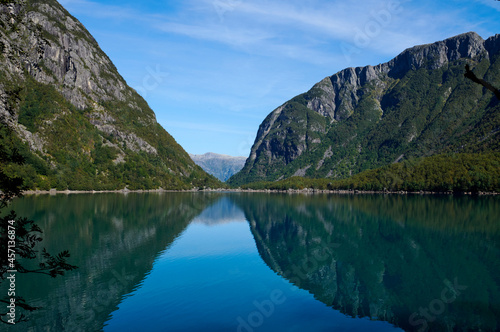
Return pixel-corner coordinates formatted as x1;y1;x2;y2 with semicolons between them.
190;152;246;182
0;0;220;190
229;32;500;186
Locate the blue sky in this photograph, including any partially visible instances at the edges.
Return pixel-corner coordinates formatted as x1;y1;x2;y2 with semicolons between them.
58;0;499;157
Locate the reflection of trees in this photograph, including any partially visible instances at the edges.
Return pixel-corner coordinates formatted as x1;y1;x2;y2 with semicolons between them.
0;131;77;325
232;193;500;331
7;192;219;331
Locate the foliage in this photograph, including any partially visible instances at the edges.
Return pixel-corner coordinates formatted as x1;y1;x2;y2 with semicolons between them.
17;79;63;133
240;152;500;193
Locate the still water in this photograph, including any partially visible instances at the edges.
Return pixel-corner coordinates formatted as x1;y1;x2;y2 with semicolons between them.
2;193;499;331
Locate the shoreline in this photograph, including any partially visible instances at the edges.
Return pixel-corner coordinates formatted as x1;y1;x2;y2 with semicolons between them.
22;188;500;196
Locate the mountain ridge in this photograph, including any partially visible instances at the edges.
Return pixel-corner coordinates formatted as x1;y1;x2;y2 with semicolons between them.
190;152;246;182
229;32;500;186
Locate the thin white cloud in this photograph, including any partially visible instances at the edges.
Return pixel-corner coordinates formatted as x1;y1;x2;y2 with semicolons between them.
59;0;496;64
155;22;273;47
226;1;356;39
60;0;341;64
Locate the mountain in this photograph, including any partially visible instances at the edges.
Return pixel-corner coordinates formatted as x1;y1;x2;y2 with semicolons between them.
228;32;500;186
0;0;221;190
190;152;246;182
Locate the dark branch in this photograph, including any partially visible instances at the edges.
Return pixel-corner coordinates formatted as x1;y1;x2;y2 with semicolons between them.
464;64;500;100
0;298;39;312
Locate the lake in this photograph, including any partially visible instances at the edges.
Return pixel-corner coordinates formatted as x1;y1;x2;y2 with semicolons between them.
2;193;500;331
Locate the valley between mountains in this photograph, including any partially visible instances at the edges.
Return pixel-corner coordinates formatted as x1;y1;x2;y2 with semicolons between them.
0;0;499;193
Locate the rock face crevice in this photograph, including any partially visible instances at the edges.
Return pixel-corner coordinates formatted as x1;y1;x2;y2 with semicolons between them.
0;0;218;190
229;32;500;186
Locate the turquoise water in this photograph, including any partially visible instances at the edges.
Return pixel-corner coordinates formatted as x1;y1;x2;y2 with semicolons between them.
2;193;499;331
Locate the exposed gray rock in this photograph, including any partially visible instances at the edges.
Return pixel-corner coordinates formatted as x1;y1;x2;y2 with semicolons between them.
293;165;311;177
316;146;333;170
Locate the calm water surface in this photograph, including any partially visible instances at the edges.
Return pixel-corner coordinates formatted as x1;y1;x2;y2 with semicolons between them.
2;193;499;331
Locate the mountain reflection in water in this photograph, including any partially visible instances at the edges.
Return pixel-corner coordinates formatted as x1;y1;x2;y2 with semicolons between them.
4;193;499;332
232;193;500;331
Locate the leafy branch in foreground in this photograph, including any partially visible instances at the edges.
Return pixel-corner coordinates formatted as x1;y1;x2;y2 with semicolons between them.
0;129;77;324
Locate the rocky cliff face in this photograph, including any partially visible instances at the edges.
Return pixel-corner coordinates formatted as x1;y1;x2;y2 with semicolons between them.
0;0;220;190
190;152;246;182
229;32;500;185
0;0;127;110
